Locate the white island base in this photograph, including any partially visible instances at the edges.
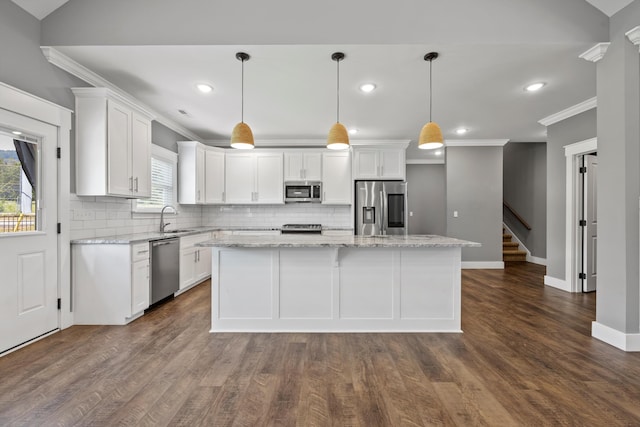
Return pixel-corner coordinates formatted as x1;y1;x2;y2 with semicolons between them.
210;245;463;332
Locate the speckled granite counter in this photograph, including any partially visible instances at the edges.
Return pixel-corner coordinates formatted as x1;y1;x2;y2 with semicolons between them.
203;234;479;333
198;234;479;248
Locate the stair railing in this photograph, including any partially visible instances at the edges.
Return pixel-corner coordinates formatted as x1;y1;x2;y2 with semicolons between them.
503;200;532;230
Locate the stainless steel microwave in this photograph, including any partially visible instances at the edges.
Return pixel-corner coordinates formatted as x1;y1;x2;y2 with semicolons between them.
284;181;322;203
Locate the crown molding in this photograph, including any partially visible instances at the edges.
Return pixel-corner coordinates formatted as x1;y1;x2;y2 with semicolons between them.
41;46;203;142
579;43;611;63
444;139;509;147
538;97;597;127
626;26;640;52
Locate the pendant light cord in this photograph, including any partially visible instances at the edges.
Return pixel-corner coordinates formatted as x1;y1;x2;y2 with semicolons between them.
429;58;433;123
336;58;340;123
241;58;245;123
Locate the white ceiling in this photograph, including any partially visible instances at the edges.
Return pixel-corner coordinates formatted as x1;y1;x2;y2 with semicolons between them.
584;0;634;16
14;0;618;157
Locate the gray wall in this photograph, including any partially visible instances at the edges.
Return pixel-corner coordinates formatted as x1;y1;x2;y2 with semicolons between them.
0;1;87;110
545;109;596;280
503;142;547;258
152;121;189;153
594;1;640;334
406;164;446;235
446;146;503;263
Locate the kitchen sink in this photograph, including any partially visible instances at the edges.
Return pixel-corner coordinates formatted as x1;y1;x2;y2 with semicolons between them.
162;229;194;234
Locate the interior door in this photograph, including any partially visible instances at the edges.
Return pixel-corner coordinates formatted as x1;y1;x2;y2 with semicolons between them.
583;154;597;292
0;109;58;354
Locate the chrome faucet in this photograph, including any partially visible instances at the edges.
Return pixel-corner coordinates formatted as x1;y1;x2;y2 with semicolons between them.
160;205;177;232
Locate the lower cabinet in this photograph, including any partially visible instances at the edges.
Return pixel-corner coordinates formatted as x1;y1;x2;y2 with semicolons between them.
73;242;150;325
179;233;212;291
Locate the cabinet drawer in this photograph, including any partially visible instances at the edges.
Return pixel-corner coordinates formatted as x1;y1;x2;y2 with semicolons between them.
180;232;212;250
131;242;150;262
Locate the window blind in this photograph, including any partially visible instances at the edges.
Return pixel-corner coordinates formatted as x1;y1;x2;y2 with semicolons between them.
136;156;174;209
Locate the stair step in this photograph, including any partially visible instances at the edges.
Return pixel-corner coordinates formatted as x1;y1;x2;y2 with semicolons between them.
503;249;527;262
502;234;512;242
503;241;519;248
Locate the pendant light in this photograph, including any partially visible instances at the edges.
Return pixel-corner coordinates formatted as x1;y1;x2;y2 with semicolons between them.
327;52;349;150
231;52;255;149
418;52;444;150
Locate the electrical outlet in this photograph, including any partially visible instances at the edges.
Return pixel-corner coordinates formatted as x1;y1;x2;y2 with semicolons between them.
453;211;459;218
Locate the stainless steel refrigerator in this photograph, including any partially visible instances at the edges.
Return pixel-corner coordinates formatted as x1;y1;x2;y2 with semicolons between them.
355;180;408;236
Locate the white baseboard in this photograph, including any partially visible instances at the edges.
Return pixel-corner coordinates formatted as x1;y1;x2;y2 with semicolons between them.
462;261;504;269
592;321;640;352
527;255;547;266
544;275;571;292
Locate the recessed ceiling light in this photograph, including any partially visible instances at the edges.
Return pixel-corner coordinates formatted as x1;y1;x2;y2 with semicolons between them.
525;82;545;92
455;128;468;135
11;131;22;135
349;128;359;135
359;83;376;93
196;83;213;93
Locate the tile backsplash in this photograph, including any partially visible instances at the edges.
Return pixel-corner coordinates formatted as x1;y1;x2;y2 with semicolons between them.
70;195;352;240
202;204;352;228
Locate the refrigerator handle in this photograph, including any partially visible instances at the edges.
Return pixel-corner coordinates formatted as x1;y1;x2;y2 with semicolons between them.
380;190;386;235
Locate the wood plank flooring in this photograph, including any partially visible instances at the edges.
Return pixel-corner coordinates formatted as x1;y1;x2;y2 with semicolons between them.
2;263;640;426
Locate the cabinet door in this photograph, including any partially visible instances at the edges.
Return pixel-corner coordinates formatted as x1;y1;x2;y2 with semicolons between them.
180;248;196;290
131;259;150;315
283;152;304;181
194;247;211;281
196;145;206;203
225;154;255;203
322;151;351;204
353;149;379;179
205;150;225;204
379;148;405;179
107;100;133;196
255;153;283;203
131;112;151;197
303;152;322;181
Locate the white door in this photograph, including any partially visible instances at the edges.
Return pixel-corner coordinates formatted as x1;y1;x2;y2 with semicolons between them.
225;153;255;203
255;153;283;203
107;100;132;196
0;109;58;354
205;150;225;204
322;151;351;204
583;154;597;292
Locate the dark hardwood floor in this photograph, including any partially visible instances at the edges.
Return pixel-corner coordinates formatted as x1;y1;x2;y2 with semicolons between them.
2;263;640;426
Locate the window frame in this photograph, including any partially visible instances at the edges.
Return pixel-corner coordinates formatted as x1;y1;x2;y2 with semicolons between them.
132;144;178;214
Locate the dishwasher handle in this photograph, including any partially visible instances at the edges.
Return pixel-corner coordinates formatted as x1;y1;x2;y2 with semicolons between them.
152;239;178;247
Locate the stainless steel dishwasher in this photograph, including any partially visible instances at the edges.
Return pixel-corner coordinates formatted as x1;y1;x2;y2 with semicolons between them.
150;238;180;305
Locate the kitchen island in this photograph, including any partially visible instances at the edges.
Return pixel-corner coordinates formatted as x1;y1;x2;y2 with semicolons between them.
198;234;479;333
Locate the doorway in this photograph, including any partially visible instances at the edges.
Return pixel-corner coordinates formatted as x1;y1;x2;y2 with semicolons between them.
0;110;59;354
579;154;597;292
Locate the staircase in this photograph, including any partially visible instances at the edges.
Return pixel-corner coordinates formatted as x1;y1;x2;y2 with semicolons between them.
503;229;527;262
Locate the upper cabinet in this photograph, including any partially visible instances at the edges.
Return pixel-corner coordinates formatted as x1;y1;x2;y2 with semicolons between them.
225;151;284;204
177;141;225;204
284;151;322;181
73;88;153;198
352;147;406;180
322;151;351;204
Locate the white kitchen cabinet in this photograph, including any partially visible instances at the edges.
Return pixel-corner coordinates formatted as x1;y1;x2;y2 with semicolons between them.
284;151;322;181
353;147;405;180
178;141;225;204
179;232;212;292
72;87;153;198
225;151;284;204
72;241;150;325
322;151;351;204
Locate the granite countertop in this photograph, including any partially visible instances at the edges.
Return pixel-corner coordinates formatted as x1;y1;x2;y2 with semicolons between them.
197;234;480;248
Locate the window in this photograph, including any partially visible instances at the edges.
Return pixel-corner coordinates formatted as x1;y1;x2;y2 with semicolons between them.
133;145;177;213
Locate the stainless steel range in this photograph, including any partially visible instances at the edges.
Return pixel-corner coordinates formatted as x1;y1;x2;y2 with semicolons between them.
281;224;322;234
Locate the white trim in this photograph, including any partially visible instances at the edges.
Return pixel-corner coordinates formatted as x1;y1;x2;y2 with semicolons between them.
579;43;611;63
406;159;445;165
527;256;547;266
462;261;504;269
538;97;597;127
41;47;202;142
625;26;640;52
0;81;73;330
564;138;597;293
445;139;509;147
544;275;571;292
592;322;640;352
